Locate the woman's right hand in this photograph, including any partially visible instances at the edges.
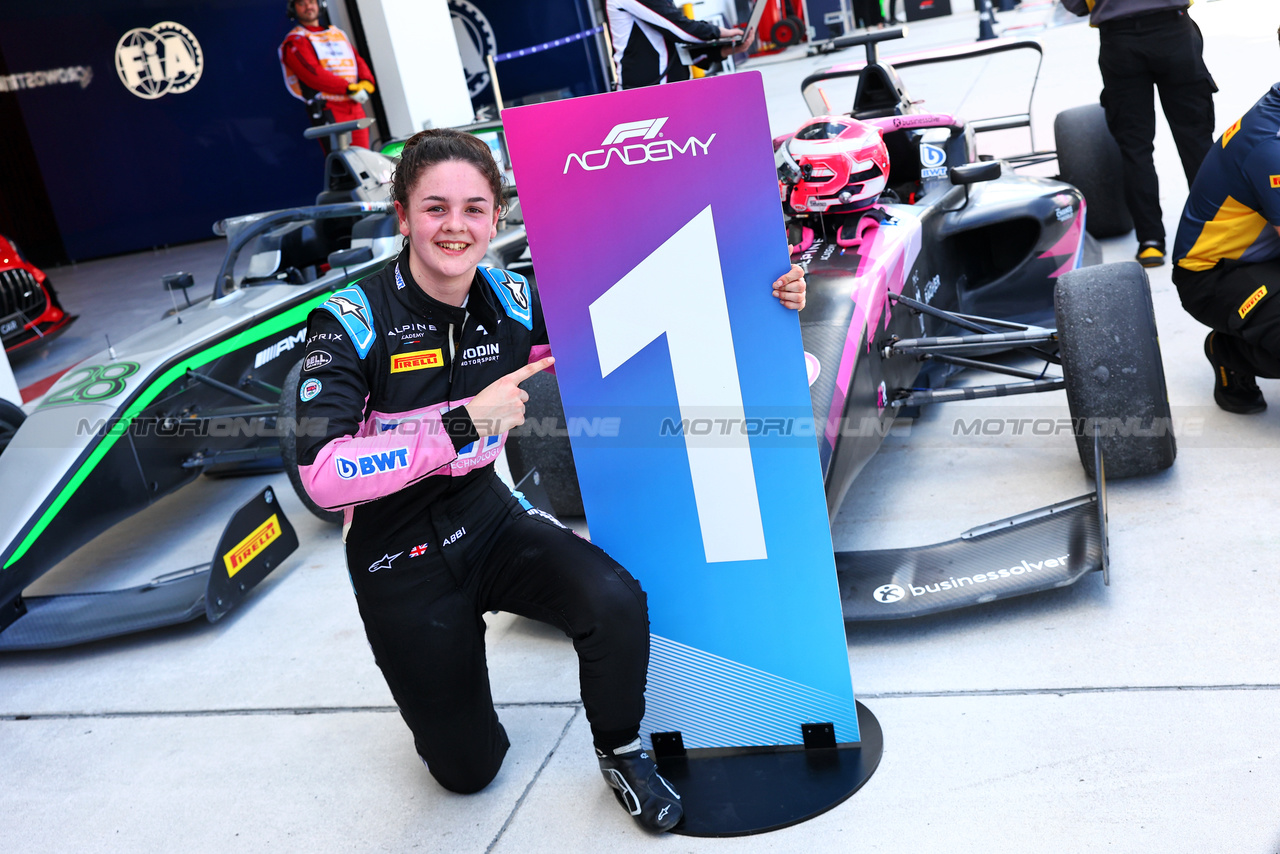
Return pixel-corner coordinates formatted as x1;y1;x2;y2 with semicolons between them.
466;356;555;437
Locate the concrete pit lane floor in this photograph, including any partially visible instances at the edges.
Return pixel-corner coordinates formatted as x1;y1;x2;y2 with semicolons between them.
4;1;1280;850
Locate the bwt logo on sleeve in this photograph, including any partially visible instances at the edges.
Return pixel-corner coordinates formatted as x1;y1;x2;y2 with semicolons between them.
335;448;412;479
564;117;715;174
115;21;203;100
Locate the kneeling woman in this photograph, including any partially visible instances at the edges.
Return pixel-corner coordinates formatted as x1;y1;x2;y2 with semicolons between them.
293;128;807;832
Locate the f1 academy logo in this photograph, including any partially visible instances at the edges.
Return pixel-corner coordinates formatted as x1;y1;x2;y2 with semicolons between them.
115;21;203;100
564;118;715;174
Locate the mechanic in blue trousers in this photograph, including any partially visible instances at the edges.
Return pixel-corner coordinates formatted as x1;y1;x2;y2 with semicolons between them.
279;0;377;151
1059;0;1217;269
1172;70;1280;415
607;0;743;88
292;128;808;831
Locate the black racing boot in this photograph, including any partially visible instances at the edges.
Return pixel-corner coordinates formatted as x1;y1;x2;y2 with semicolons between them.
596;740;683;832
1205;332;1266;414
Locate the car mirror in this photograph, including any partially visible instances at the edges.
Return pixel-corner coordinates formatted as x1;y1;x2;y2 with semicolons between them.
162;272;194;291
948;161;1002;186
328;246;374;268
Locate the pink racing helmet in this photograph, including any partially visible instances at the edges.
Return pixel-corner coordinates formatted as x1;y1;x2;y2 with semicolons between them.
779;116;890;214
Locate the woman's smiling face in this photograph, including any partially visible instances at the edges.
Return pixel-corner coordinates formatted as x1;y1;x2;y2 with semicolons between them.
395;159;499;298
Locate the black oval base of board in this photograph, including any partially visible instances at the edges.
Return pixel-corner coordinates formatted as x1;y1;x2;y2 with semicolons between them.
655;700;882;837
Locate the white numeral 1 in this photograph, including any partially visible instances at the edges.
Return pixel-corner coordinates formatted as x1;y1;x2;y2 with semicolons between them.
590;206;767;563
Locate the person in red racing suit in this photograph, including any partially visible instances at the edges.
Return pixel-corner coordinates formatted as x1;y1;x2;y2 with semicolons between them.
279;0;376;150
294;128;807;830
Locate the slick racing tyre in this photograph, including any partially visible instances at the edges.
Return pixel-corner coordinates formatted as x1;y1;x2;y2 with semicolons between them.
0;398;25;456
279;359;343;524
1054;104;1133;239
504;371;584;517
1055;261;1176;479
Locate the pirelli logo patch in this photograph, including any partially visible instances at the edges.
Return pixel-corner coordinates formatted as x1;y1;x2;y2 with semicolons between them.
1239;285;1268;319
391;349;443;373
1222;117;1242;147
1270;175;1280;189
224;514;281;579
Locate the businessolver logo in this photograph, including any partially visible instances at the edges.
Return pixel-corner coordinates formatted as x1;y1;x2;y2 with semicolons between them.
115;21;203;100
391;349;444;372
223;514;281;579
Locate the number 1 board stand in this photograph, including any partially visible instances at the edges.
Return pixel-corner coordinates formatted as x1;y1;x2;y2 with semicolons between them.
503;72;881;836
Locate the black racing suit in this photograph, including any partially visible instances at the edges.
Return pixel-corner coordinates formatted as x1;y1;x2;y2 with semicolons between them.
294;254;649;793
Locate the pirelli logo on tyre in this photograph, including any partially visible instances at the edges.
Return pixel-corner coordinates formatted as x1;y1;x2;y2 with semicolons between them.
223;514;281;578
1239;285;1268;319
391;349;443;373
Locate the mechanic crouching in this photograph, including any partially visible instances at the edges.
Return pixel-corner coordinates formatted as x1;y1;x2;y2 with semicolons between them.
1172;65;1280;415
291;129;808;831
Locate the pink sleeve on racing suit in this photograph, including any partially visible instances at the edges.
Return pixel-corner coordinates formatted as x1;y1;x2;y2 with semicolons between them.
297;403;460;510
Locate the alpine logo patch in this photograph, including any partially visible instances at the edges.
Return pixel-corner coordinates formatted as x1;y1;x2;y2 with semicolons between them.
479;266;533;330
1239;285;1268;319
321;286;376;359
391;349;443;372
335;447;411;479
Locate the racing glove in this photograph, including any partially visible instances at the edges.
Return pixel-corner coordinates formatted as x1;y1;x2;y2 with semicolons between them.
347;80;375;103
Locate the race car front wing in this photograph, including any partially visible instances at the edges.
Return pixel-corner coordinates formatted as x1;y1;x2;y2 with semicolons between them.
0;487;297;650
838;430;1109;620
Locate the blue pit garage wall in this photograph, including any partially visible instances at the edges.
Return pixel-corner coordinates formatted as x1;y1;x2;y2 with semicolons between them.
0;1;324;261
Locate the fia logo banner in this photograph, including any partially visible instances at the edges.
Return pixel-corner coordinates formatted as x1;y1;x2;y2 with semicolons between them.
115;22;203;100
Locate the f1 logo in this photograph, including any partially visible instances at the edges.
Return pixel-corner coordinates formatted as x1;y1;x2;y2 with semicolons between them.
601;118;669;146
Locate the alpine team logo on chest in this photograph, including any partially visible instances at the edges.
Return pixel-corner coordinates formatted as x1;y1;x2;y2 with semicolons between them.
335;448;411;479
391;349;444;372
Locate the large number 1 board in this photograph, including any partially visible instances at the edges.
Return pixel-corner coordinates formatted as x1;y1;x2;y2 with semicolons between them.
504;72;859;749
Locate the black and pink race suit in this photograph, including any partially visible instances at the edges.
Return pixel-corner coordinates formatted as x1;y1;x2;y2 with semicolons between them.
295;255;649;793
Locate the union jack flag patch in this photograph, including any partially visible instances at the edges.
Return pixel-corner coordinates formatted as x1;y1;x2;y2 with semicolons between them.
409;543;429;557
